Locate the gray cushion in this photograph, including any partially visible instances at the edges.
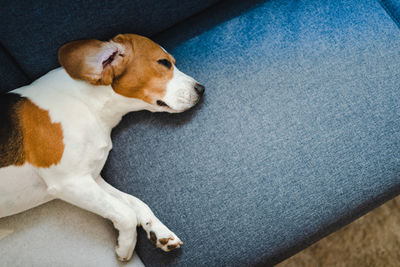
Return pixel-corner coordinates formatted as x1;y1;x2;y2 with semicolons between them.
103;0;400;265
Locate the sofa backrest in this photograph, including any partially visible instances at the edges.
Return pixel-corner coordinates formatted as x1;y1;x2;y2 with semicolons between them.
0;0;219;91
381;0;400;28
0;45;30;94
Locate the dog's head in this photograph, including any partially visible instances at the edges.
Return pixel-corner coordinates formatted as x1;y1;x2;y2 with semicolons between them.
58;34;204;113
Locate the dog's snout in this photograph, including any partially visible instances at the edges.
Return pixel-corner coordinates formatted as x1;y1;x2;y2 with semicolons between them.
194;83;205;96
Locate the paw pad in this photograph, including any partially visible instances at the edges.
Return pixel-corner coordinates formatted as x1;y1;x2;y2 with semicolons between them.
147;229;183;252
150;231;157;245
159;238;170;245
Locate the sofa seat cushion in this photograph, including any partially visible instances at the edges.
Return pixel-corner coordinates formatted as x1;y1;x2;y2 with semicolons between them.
103;0;400;265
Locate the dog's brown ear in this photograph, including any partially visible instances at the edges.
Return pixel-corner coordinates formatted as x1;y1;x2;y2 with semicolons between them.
58;38;127;85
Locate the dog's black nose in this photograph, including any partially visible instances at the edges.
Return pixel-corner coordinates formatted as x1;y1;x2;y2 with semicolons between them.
194;83;205;96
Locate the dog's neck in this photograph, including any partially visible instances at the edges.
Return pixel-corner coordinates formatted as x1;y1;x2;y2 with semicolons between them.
73;77;152;129
28;68;153;131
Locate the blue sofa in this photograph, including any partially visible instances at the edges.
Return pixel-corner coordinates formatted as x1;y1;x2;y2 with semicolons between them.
1;0;400;265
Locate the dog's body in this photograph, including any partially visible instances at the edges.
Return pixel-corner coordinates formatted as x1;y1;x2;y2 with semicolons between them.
0;34;204;261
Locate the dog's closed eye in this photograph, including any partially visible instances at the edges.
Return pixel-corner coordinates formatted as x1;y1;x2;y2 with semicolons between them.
157;59;172;69
156;100;169;107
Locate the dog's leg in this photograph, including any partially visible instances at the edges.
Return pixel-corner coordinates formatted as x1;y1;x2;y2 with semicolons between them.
95;176;183;251
43;175;138;261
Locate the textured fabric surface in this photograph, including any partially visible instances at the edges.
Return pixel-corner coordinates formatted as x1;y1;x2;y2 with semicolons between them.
0;200;144;267
279;196;400;266
101;0;400;266
0;0;219;81
381;0;400;27
0;45;30;94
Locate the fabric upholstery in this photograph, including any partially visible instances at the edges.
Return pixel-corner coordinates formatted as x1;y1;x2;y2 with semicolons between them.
0;45;30;94
381;0;400;27
1;0;400;265
0;0;220;81
101;0;400;265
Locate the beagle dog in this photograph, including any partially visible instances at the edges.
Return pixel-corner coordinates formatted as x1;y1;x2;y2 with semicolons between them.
0;33;204;261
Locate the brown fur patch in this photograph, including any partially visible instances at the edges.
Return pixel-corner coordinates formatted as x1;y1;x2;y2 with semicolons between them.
149;231;157;245
19;99;64;168
0;93;26;167
58;34;175;105
0;94;64;169
159;238;169;245
58;39;126;86
111;34;174;104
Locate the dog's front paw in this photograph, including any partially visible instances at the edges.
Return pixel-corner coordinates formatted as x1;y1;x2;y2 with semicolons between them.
115;244;134;261
114;229;136;262
145;221;183;252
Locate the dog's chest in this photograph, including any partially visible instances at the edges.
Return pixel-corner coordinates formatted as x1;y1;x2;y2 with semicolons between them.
90;134;112;174
70;119;113;175
47;100;115;176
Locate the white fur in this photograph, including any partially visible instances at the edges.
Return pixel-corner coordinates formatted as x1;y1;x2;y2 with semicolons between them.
0;63;197;261
0;164;51;218
163;66;199;112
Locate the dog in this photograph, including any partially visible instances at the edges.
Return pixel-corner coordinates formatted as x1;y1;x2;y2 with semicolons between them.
0;33;204;261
